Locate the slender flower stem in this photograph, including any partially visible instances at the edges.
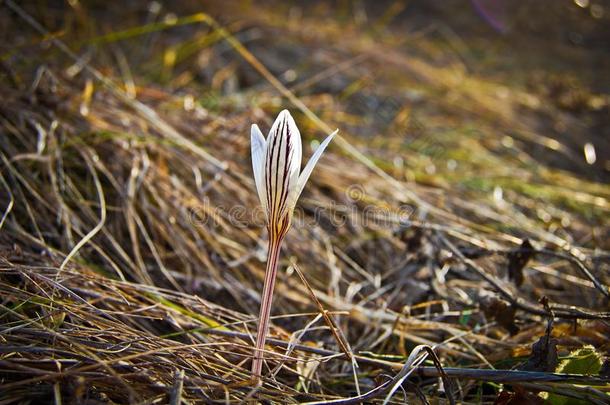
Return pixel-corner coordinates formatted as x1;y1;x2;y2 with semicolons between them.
251;235;283;381
248;110;335;383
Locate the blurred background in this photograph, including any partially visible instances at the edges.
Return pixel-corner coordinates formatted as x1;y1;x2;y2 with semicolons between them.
0;1;609;403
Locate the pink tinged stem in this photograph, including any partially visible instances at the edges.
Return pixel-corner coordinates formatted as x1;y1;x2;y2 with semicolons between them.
251;236;283;381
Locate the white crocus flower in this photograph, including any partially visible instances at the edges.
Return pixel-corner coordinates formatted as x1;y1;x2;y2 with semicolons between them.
250;109;336;381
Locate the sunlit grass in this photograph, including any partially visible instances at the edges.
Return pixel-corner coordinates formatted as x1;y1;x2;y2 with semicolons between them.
0;0;608;403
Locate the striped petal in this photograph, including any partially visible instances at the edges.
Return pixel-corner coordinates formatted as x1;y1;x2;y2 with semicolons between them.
264;110;301;227
251;124;267;215
287;129;337;211
287;114;302;199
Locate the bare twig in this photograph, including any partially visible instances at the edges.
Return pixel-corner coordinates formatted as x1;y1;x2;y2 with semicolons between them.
438;233;610;320
196;327;610;386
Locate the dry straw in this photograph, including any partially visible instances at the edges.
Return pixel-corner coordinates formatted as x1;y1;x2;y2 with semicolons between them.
1;1;609;403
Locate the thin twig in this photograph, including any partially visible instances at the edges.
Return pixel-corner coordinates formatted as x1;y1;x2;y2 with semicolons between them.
195;327;610;386
291;262;361;396
169;369;185;405
438;232;610;320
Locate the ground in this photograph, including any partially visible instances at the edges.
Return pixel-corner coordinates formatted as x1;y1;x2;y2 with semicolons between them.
0;1;608;403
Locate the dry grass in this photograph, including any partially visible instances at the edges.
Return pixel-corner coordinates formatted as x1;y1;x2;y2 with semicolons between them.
0;1;609;403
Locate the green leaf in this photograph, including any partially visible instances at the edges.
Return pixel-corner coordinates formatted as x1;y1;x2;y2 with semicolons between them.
546;345;604;405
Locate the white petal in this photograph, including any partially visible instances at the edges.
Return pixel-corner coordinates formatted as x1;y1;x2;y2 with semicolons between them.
251;124;267;214
288;129;337;210
285;112;302;193
265;110;302;222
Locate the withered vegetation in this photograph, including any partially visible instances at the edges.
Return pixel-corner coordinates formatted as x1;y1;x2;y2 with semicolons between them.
0;1;608;403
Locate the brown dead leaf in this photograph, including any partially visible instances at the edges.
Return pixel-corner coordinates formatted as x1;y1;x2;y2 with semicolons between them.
480;295;519;335
507;239;534;287
494;387;543;405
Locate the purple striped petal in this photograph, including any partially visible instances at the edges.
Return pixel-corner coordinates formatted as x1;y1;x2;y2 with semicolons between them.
264;110;301;237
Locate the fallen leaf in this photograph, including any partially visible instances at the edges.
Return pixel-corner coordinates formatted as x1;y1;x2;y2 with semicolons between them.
507;239;534;287
480;294;519;335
